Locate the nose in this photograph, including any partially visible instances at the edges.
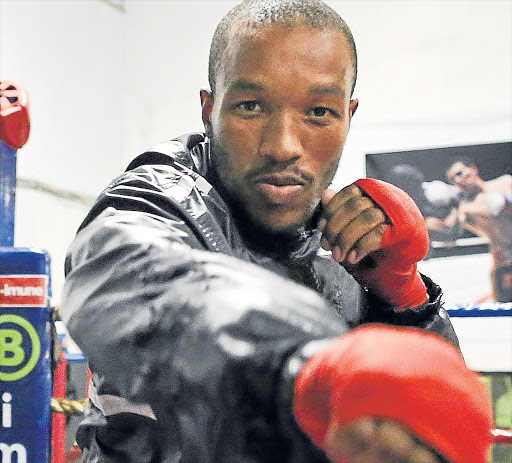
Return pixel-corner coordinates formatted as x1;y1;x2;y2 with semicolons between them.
259;111;303;163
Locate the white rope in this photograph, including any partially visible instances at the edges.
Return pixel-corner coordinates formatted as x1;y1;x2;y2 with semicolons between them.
17;178;96;206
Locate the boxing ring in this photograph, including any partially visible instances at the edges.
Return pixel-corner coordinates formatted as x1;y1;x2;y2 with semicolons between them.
1;80;511;462
445;303;512;460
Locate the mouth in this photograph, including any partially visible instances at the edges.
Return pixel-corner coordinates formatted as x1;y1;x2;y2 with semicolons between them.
252;173;308;205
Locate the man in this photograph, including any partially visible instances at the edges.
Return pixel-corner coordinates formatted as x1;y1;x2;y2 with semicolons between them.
446;158;512;301
61;1;493;462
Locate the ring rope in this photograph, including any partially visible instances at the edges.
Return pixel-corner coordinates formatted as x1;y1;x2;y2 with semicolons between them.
445;302;512;317
51;397;89;415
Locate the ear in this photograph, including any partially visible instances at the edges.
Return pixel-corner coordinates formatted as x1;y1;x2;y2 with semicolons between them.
349;98;359;120
200;89;214;137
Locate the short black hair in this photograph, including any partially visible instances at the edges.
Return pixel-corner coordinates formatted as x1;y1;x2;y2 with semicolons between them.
446;157;477;176
208;0;358;96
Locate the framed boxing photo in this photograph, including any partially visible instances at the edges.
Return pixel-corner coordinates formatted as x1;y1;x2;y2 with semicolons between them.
366;141;511;257
365;141;512;303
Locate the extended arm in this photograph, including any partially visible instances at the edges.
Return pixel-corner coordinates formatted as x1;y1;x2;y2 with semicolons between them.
62;206;347;461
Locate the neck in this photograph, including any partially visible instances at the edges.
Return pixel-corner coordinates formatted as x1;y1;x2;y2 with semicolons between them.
231;199;322;257
476;178;487;193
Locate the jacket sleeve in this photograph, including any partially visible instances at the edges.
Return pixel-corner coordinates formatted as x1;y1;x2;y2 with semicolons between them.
361;275;460;347
61;206;348;460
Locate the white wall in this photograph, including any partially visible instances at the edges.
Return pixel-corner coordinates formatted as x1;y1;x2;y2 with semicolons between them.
1;0;511;305
120;0;512;169
1;0;124;297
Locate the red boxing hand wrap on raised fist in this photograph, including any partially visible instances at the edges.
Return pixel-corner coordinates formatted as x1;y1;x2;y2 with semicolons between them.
294;325;494;463
351;178;429;309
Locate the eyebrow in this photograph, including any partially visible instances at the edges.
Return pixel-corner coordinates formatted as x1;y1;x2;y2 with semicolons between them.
228;79;266;93
228;79;346;98
309;85;346;98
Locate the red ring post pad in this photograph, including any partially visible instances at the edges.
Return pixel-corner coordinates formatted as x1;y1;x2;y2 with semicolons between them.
0;81;30;150
0;247;52;463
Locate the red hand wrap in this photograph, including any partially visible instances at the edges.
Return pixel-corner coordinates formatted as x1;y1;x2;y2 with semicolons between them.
294;325;494;463
352;178;429;309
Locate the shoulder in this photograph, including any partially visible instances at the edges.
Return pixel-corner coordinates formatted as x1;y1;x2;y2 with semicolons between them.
77;133;219;232
111;132;213;201
126;133;209;174
486;174;512;193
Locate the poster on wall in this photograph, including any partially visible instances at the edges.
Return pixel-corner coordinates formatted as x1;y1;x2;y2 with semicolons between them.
366;142;512;302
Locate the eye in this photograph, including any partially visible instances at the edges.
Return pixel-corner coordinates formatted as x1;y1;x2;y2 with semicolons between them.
307;106;340;125
235;100;263;114
312;107;330;117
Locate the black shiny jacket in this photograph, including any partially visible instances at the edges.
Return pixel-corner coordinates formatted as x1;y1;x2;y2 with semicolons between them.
62;133;458;463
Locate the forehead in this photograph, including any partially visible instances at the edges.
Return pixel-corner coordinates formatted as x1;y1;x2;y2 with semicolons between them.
447;162;468;176
218;25;354;92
